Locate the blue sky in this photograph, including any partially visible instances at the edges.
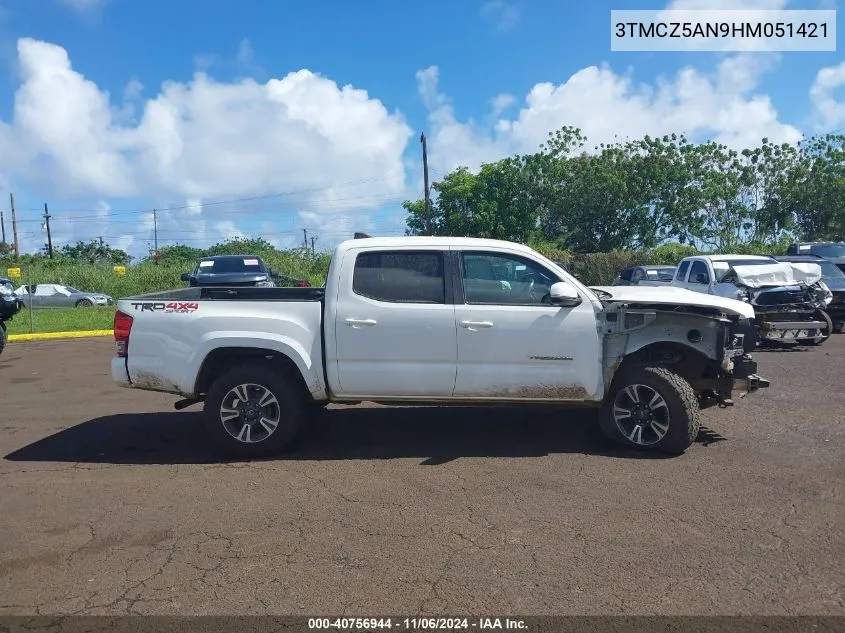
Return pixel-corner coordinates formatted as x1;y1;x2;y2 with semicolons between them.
0;0;843;259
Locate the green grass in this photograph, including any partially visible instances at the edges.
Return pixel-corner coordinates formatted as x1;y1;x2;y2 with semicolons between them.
5;306;116;336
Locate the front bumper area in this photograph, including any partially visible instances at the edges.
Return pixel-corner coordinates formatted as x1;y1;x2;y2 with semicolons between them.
726;355;770;398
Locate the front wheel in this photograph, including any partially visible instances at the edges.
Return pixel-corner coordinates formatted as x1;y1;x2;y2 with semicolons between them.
203;364;304;459
806;310;833;346
599;365;700;455
75;299;93;308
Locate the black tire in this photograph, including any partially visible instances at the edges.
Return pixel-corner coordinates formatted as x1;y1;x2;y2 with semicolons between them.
834;322;845;334
75;299;93;308
599;365;700;455
0;323;6;357
203;363;304;459
806;310;833;346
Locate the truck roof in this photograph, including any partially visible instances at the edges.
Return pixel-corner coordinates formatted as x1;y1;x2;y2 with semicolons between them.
199;254;263;261
687;254;776;262
338;235;539;254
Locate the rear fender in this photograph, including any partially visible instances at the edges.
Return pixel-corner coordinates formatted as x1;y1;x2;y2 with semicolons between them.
186;334;325;399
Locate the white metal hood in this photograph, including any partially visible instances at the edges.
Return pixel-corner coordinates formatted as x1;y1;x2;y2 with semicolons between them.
589;285;756;319
729;262;822;288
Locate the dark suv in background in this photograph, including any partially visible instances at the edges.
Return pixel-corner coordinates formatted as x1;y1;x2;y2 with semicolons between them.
787;242;845;273
776;254;845;333
180;255;311;288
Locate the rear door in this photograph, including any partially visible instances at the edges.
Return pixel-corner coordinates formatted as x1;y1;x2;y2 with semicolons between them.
331;247;458;398
672;260;691;289
685;260;713;294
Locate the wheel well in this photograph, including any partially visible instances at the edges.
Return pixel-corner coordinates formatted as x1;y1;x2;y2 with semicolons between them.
618;342;716;386
194;347;310;398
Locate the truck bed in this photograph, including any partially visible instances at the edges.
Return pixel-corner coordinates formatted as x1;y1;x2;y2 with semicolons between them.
129;286;326;302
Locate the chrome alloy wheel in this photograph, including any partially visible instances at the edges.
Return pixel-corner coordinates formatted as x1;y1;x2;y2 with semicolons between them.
219;383;281;444
612;384;670;446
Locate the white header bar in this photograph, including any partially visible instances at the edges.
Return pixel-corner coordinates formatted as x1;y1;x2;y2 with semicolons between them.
611;9;836;52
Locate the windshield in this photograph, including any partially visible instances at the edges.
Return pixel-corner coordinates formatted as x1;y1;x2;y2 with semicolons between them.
712;259;774;281
817;260;845;279
63;286;81;294
196;257;266;274
804;244;845;258
0;280;12;296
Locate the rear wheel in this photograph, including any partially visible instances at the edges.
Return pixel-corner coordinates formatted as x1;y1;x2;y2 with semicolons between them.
0;322;6;357
203;364;304;459
599;365;700;455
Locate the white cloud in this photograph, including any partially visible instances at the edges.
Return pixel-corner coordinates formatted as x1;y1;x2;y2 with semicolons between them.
0;38;413;214
236;39;254;66
810;61;845;130
123;79;143;101
418;56;802;175
479;1;521;32
490;93;515;117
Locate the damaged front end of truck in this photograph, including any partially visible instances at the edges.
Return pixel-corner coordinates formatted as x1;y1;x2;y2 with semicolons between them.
590;286;770;411
717;263;833;346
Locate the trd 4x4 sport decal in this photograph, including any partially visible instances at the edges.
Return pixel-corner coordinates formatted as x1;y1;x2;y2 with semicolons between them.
130;302;199;314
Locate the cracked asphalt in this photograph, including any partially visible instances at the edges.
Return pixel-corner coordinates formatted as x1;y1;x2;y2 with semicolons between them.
0;337;842;616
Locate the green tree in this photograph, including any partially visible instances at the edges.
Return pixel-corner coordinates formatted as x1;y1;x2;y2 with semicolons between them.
60;239;131;265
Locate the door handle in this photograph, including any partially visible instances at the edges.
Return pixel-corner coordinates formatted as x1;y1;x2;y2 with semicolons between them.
459;320;493;329
345;318;377;327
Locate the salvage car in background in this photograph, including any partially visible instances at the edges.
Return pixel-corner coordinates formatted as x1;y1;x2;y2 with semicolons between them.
672;254;833;346
612;265;677;287
180;255;311;288
776;255;845;333
0;277;24;356
14;284;113;308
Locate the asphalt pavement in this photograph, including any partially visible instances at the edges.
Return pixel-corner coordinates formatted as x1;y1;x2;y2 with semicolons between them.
0;337;843;615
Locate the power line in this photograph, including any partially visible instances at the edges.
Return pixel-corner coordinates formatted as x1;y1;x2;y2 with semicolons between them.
10;171;406;222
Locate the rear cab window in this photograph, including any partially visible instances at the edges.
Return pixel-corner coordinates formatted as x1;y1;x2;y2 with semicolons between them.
675;260;691;281
352;251;445;304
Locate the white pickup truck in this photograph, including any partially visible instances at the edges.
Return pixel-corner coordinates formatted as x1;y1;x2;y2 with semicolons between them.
111;236;769;458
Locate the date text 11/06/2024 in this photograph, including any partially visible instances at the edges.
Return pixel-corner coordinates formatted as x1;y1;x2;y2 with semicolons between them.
308;618;528;630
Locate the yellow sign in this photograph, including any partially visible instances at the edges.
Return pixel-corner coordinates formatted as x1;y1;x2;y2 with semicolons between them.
113;265;126;276
6;267;21;279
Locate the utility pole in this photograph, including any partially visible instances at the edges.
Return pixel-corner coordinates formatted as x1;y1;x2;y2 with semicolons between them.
310;235;317;256
1;207;6;246
153;208;158;253
302;228;308;253
420;132;431;234
99;235;104;247
10;192;19;257
43;202;53;259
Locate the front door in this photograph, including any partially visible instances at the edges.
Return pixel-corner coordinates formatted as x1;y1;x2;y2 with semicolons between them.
332;248;458;399
453;250;602;401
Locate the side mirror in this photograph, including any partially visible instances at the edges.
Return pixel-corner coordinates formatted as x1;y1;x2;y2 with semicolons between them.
549;281;582;307
693;273;709;284
180;273;191;282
